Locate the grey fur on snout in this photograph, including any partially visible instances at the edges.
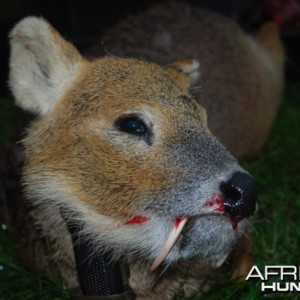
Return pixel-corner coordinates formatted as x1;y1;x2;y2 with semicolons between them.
165;216;247;266
145;129;245;217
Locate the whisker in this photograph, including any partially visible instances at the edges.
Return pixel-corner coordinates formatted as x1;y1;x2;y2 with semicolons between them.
101;41;121;59
189;85;203;92
157;262;172;280
243;219;258;236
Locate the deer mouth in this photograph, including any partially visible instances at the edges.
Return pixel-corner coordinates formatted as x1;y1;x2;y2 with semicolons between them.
150;213;243;272
124;197;244;272
149;213;244;272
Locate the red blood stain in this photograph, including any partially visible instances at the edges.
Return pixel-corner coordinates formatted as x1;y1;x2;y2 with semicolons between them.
204;196;225;212
125;215;149;225
174;216;189;228
230;217;240;230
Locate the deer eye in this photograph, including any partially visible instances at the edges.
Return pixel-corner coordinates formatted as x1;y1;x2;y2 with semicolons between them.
115;115;153;145
115;116;147;135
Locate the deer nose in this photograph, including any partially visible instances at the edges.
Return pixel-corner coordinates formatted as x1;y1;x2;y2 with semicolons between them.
220;172;257;219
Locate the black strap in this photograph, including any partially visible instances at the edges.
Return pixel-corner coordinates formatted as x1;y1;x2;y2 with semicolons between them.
67;220;126;296
72;290;136;300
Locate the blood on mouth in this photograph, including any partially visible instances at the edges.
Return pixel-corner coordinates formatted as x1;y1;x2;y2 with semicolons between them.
124;214;189;272
230;217;240;230
124;215;149;224
124;205;240;272
203;195;225;212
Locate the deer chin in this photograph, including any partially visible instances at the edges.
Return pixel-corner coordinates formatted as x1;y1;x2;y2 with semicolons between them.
146;214;247;272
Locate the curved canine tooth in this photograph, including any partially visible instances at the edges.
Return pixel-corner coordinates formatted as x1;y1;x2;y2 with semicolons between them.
150;217;188;272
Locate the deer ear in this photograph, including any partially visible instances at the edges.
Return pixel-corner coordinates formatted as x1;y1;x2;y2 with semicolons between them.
164;59;200;92
9;17;86;115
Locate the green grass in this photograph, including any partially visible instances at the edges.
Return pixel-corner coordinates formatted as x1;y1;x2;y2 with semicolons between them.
0;83;300;299
0;98;71;300
0;226;69;300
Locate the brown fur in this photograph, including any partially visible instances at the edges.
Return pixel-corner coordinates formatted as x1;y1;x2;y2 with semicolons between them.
89;3;285;158
5;3;284;299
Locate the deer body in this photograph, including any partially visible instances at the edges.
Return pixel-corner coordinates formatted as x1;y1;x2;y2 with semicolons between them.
5;3;284;299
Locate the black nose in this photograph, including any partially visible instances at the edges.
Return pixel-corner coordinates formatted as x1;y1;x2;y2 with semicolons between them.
220;172;257;219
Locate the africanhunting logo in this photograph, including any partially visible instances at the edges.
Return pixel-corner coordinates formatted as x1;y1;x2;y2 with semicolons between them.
246;266;300;292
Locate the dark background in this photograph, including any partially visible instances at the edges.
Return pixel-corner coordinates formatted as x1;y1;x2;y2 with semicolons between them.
0;0;300;98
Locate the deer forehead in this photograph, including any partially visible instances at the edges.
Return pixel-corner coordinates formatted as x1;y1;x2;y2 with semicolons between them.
50;58;207;130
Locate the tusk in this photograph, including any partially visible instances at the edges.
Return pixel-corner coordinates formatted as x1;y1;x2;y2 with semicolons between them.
150;216;188;272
